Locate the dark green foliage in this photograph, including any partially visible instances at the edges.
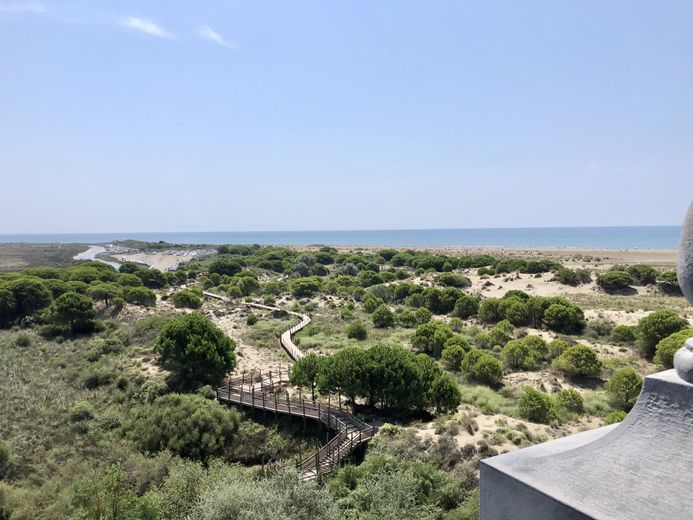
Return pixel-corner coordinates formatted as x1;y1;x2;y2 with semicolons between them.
136;269;167;289
542;302;585;334
654;328;693;368
606;368;643;410
656;270;681;294
412;320;453;358
441;343;467;371
461;349;503;386
208;258;243;276
611;324;637;344
290;277;322;297
596;271;633;293
362;293;384;313
157;313;236;388
396;309;417;328
9;277;52;319
501;336;545;370
627;264;657;286
434;273;471;288
555;388;584;414
429;373;462;413
554;267;591;286
246;313;258;326
452;294;479;319
289;353;323;400
552;344;601;378
518;387;557;424
171;289;203;309
414;307;433;325
0;288;16;327
0;440;9;480
346;321;368;340
130;394;240;460
478;298;502;323
371;304;395;328
51;292;96;334
547;339;570;359
86;282;122;307
423;287;463;314
123;286;156;307
636;309;688;359
499;298;529;326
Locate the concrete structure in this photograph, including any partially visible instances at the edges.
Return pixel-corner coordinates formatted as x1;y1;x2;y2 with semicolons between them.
480;200;693;519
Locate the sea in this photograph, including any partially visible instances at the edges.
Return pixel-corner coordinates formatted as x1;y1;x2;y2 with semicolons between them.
0;226;681;249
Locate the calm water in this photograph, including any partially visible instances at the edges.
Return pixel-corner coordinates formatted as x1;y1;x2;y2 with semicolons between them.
0;226;681;249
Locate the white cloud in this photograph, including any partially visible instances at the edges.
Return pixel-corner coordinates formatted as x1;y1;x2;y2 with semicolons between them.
119;16;174;39
198;24;236;49
0;2;46;13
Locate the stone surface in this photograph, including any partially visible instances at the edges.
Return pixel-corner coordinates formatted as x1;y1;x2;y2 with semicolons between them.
481;370;693;519
678;200;693;304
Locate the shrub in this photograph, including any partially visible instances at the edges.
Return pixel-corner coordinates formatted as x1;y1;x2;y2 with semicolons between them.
488;320;514;347
290;277;322;297
461;350;503;386
606;368;643;410
542;302;585;334
12;332;33;348
654;328;693;368
412;321;453;357
434;273;471;288
627;264;657;286
478;298;502;323
547;339;569;359
371;304;395;328
130;393;240;460
363;293;385;313
123;286;156;307
0;440;9;479
596;271;633;293
611;324;637;344
429;373;462;413
552;345;602;378
502;300;529;326
69;401;95;422
501;336;546;371
208;258;242;276
290;353;324;400
396;310;417;328
171;289;203;309
441;343;467;371
555;388;584;414
452;295;479;319
246;313;258;326
414;307;433;325
636;309;688;359
518;387;558;424
157;313;236;388
606;410;627;425
346;321;368;340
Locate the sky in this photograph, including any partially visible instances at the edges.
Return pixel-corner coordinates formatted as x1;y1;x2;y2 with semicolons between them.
1;0;692;234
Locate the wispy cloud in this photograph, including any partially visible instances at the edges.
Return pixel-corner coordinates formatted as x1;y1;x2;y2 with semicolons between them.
119;16;174;39
0;2;46;13
198;24;235;49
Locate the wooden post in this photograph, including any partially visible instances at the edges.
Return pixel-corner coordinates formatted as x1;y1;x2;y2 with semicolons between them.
252;386;255;409
286;392;291;415
338;391;342;411
240;370;245;400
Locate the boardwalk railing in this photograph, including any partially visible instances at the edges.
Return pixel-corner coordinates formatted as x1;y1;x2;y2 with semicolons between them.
204;290;376;478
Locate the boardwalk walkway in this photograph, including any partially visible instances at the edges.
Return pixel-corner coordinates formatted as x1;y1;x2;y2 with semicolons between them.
203;291;376;478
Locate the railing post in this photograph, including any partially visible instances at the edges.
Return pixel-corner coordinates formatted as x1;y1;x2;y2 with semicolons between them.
287;391;291;415
252;386;255;408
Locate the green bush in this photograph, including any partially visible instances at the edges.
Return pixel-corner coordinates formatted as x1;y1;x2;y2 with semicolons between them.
654;328;693;368
461;349;503;386
396;309;417;328
552;345;601;378
518;387;558;424
547;339;570;359
596;271;633;293
50;291;96;334
501;336;546;370
606;410;627;425
129;393;240;460
371;304;395;328
606;368;643;410
434;273;471;288
478;298;502;323
69;401;95;422
171;289;203;309
636;309;688;359
414;307;433;325
346;321;368;340
441;343;467;371
0;440;9;480
555;388;584;414
123;286;156;307
542;302;585;334
452;294;479;319
246;313;258;326
157;313;236;388
290;277;322;297
412;320;453;357
627;264;657;286
611;324;637;344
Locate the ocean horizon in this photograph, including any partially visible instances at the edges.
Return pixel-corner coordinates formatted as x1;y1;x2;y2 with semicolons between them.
0;226;681;249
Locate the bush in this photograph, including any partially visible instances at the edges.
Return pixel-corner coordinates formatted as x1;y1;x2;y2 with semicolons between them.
123;286;156;307
547;339;569;359
346;321;368;340
246;313;258;326
290;277;322;297
636;309;688;359
596;271;633;293
50;291;96;333
478;298;502;323
501;336;546;370
627;264;657;286
371;304;395;328
157;313;236;388
12;332;33;348
461;350;503;386
429;373;462;413
555;388;584;414
363;294;384;313
0;440;9;479
606;368;643;410
452;294;479;319
654;328;693;368
130;394;240;460
434;273;471;288
518;387;558;424
171;289;203;309
606;410;627;425
552;344;602;378
441;343;467;371
611;324;637;344
69;401;95;422
396;310;417;328
542;302;585;334
208;258;242;276
414;307;433;325
412;321;453;357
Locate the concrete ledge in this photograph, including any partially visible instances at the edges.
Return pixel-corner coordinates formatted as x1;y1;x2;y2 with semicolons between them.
480;370;693;519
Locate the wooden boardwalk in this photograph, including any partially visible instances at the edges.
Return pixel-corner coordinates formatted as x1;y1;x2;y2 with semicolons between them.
204;291;376;478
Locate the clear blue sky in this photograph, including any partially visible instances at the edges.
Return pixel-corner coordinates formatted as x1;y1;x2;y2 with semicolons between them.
1;1;692;233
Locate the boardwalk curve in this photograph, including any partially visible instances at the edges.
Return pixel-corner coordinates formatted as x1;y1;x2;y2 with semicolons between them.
203;291;376;478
